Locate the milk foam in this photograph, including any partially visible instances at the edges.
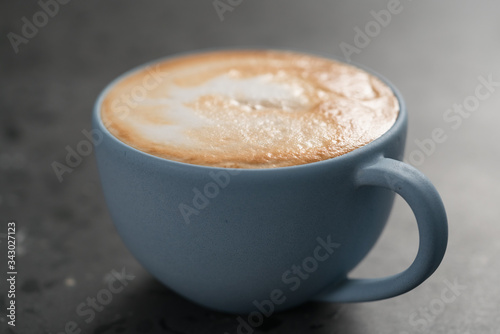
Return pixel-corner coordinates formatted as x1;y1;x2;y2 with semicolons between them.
101;50;399;168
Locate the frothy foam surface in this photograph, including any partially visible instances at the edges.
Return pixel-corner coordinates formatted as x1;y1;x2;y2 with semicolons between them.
101;50;399;168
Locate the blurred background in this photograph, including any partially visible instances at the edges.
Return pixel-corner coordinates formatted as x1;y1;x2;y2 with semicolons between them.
1;0;499;333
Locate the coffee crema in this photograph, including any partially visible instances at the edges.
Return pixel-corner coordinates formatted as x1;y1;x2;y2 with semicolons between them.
101;50;399;168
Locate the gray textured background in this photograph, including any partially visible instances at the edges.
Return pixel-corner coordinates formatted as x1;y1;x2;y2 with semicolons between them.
1;0;499;333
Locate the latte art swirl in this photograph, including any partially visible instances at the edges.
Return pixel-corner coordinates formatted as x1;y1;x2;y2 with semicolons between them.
101;50;399;168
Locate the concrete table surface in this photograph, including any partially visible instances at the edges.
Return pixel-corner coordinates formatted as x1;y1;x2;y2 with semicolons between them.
1;1;499;333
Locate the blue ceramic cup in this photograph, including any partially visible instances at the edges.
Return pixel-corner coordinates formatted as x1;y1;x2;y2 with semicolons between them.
93;50;448;314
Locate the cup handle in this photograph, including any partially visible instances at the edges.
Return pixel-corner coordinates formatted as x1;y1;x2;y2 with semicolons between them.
314;157;448;302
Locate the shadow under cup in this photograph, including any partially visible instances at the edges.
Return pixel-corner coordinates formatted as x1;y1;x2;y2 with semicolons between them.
92;51;448;314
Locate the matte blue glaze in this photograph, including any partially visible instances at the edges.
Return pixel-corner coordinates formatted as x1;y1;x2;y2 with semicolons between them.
93;50;448;314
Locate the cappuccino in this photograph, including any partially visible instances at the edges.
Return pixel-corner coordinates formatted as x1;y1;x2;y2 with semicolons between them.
101;50;399;168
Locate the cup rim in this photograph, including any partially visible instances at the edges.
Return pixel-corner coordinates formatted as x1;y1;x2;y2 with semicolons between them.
93;47;407;172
